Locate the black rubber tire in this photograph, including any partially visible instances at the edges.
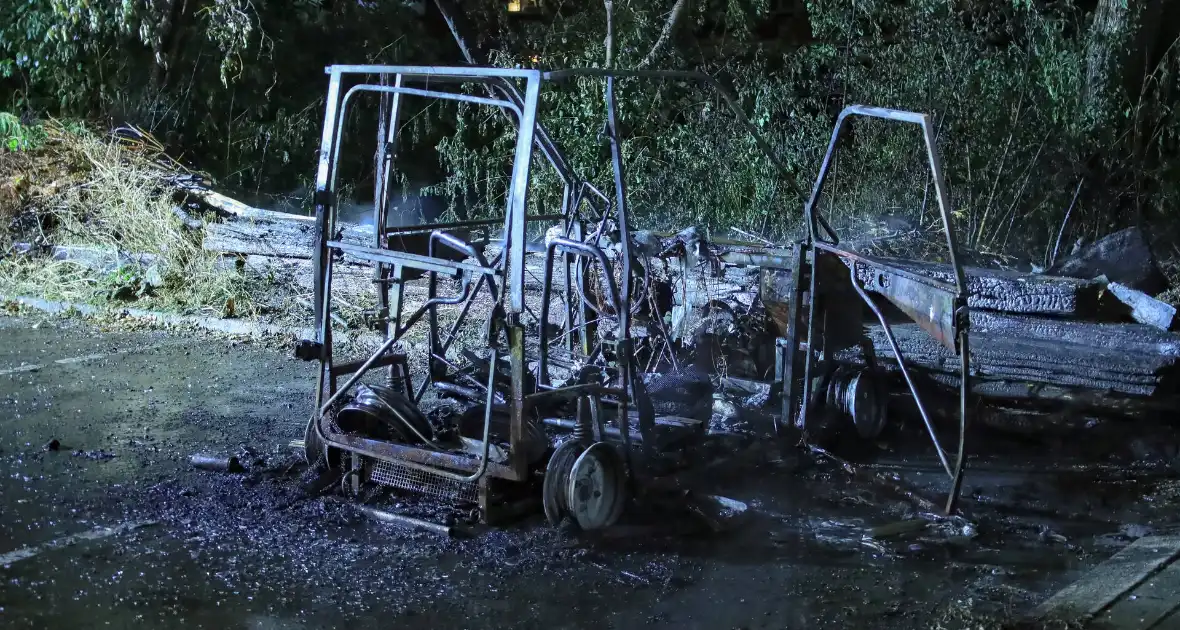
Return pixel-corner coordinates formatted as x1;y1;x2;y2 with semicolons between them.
336;384;434;445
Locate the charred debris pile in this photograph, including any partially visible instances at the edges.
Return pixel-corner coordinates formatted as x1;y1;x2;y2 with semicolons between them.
834;227;1180;424
0;123;253;316
696;224;1180;441
190;175;1180;439
8;63;1178;534
6;111;1178;523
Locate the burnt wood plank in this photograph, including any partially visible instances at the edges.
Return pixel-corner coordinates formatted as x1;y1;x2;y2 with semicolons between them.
835;310;1180;397
1097;559;1180;629
851;255;1102;316
1031;536;1180;622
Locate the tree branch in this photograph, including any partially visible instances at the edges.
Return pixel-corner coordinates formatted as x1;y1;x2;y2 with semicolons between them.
604;0;614;69
637;0;689;69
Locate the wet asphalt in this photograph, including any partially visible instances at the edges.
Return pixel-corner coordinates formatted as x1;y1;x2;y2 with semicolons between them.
0;315;1176;629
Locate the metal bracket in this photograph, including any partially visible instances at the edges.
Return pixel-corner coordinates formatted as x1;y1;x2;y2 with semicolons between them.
293;339;324;362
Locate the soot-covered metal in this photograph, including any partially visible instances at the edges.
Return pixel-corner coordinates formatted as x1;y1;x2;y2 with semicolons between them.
293;49;988;532
291;8;1180;535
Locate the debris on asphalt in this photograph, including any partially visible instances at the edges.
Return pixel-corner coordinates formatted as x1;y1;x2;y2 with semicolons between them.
350;502;463;538
865;518;930;540
190;453;243;473
685;493;751;533
71;449;115;460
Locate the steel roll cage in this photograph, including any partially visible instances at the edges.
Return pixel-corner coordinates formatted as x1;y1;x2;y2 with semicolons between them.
305;64;810;487
787;105;972;514
303;63;975;517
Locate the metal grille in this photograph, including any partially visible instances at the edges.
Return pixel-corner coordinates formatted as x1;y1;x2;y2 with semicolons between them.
367;457;478;504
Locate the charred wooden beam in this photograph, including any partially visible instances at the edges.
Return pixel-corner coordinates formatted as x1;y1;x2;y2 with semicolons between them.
182;187;317;224
836;311;1180;397
224;255;386;297
851;255;1103;316
916;372;1179;416
203;215;371;260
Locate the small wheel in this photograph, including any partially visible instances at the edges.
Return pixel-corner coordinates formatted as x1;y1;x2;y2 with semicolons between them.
543;440;583;526
566;442;627;531
848;372;886;439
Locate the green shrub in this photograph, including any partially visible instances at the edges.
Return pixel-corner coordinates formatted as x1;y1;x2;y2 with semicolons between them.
0;113;44;151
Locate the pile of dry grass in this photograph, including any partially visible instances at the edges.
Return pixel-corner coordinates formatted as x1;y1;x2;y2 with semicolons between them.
0;121;255;317
0;148;42;245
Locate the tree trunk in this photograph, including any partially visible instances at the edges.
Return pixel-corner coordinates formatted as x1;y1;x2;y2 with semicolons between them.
161;0;191;91
1082;0;1130;121
637;0;690;69
604;0;615;68
149;0;182;92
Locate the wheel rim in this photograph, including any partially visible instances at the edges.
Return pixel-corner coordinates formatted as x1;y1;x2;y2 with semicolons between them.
566;442;627;531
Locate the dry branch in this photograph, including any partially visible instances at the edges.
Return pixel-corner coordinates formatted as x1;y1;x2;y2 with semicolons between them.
637;0;689;69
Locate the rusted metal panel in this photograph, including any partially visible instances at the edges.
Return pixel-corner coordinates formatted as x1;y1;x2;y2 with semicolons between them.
858;261;958;351
761;267;796;337
326;427;521;481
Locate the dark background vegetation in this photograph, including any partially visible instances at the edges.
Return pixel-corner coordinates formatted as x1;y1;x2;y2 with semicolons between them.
2;0;1178;262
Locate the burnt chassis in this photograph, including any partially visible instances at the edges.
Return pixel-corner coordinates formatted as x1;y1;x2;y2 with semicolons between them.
299;65;798;524
777;106;973;514
299;64;975;523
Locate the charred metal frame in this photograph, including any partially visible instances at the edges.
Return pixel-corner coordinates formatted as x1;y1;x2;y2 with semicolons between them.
783;105;973;514
302;57;970;522
306;66;547;511
302;61;812;520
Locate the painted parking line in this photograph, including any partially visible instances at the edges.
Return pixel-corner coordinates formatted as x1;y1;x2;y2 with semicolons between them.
0;520;159;568
0;363;43;376
0;345;168;377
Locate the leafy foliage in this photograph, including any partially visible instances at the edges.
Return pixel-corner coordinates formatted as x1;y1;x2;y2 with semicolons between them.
0;112;44;151
427;0;1180;254
2;0;1178;257
1;0;444;194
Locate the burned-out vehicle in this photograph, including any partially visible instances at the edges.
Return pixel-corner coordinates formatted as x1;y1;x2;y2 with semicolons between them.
294;62;975;528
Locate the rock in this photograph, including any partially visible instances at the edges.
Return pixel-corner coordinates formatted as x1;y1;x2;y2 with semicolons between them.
1048;226;1169;295
144;263;165;289
1108;281;1177;330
